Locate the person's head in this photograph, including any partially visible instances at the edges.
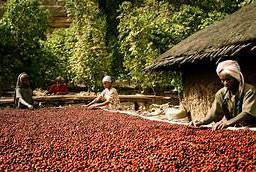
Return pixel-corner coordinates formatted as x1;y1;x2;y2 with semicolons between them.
218;73;239;92
17;73;30;88
55;76;64;86
216;60;243;94
102;76;112;89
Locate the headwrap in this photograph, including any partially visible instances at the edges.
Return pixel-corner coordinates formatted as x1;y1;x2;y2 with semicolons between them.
216;60;244;98
56;76;64;82
16;72;29;88
102;76;112;83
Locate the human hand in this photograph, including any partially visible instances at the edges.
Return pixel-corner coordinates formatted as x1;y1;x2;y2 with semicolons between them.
189;120;203;127
87;104;100;110
212;120;230;130
83;104;90;108
28;104;34;110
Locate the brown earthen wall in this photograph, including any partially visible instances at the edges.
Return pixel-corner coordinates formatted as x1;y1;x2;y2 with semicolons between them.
181;65;221;120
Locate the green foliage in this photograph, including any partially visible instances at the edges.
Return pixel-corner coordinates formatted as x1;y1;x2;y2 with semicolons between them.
171;5;227;35
118;2;171;89
1;0;254;93
0;22;18;90
4;0;48;46
66;0;110;91
97;0;127;79
43;28;77;83
171;0;242;12
117;1;227;91
0;0;49;89
116;0;256;92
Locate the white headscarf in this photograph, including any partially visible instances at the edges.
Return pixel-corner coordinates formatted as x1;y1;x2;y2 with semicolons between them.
16;72;29;88
102;76;112;83
216;60;244;97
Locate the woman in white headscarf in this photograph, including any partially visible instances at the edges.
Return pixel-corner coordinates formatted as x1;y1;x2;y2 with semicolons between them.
85;76;120;110
191;60;256;129
14;73;34;109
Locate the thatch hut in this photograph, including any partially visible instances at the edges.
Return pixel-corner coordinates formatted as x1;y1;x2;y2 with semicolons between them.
147;4;256;120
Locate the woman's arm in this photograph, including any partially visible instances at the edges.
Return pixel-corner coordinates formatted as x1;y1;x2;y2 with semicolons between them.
88;100;110;109
84;96;102;107
85;90;106;108
227;112;250;126
213;112;249;130
18;98;33;109
193;94;224;127
15;88;33;109
195;114;216;126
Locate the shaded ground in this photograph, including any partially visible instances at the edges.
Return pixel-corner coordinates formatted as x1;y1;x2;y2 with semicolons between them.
0;106;255;171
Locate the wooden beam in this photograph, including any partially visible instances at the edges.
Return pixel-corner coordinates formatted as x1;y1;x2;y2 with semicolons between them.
0;98;13;104
34;95;97;102
0;95;178;105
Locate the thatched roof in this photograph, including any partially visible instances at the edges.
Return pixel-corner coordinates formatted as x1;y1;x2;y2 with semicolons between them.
148;3;256;71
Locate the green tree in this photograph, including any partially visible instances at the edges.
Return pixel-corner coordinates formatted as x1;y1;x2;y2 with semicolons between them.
97;0;126;79
43;28;77;83
118;2;171;89
117;1;235;92
0;0;49;89
66;0;110;91
0;21;18;91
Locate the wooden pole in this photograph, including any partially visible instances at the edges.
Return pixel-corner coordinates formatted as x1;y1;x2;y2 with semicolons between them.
0;95;179;105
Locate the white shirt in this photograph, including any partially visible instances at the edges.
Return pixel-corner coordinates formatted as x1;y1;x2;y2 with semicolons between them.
98;87;120;109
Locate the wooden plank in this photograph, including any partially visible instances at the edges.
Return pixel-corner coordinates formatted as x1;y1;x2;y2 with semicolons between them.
34;95;97;102
0;98;13;104
0;95;178;105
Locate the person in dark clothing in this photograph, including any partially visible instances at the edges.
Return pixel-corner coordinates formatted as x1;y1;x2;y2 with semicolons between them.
14;73;33;109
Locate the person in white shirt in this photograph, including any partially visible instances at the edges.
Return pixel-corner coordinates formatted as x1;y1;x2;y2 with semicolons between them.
85;76;120;110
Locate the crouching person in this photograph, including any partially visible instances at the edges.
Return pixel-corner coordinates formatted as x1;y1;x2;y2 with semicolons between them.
191;60;256;130
14;73;33;109
85;76;120;110
47;76;68;95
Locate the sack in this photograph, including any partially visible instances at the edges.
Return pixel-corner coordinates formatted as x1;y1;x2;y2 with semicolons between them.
164;105;187;120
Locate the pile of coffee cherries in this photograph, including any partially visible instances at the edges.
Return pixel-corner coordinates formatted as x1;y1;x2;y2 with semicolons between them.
0;106;255;171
